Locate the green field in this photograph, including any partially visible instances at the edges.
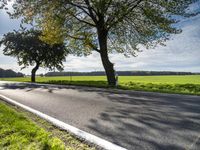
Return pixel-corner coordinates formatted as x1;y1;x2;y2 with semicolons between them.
1;75;200;95
1;75;200;84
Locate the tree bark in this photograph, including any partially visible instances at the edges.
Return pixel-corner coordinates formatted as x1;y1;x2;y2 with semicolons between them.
31;62;40;82
97;28;116;86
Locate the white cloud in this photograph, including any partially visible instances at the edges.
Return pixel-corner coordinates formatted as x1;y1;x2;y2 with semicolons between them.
63;52;104;72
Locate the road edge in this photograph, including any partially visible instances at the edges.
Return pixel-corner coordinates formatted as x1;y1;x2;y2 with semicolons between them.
1;80;200;97
0;94;127;150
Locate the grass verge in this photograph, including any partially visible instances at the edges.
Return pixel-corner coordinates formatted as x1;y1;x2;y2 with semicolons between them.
0;100;95;150
119;82;200;95
41;80;200;96
0;75;200;95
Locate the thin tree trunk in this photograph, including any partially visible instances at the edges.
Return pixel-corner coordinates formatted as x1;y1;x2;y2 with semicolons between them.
31;62;40;82
98;28;116;86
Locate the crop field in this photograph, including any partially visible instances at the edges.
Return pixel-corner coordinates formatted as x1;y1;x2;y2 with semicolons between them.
0;75;200;95
1;75;200;84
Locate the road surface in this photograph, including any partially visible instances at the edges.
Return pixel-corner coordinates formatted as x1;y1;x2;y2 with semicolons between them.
0;81;200;150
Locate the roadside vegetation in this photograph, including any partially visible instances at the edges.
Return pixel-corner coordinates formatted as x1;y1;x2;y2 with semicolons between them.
1;75;200;95
0;100;95;150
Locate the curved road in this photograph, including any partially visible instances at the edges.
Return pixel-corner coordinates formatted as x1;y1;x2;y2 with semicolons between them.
0;81;200;150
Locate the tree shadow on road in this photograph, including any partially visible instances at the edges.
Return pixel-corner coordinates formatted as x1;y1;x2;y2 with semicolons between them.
0;82;63;93
86;91;200;150
0;81;109;93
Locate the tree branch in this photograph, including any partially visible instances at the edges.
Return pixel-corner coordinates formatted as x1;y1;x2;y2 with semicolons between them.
83;0;98;23
107;0;143;29
63;5;96;27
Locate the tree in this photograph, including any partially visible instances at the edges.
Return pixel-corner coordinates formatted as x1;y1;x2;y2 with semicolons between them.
0;68;24;78
0;29;68;82
2;0;199;86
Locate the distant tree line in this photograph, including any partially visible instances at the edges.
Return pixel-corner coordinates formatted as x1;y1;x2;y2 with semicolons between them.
0;68;24;78
45;71;200;77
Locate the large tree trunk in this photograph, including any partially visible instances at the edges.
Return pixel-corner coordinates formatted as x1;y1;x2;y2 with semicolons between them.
98;28;116;86
31;63;40;82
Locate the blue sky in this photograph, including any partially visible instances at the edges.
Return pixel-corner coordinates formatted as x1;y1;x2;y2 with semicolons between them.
0;6;200;74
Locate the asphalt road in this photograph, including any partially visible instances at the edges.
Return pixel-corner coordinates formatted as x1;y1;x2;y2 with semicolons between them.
0;81;200;150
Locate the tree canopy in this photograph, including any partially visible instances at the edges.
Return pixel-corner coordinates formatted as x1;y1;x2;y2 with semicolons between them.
1;0;199;85
0;29;68;82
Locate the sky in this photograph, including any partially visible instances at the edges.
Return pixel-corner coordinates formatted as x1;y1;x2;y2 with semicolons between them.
0;4;200;75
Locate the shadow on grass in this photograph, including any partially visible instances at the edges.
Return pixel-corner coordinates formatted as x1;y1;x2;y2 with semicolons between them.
45;80;109;88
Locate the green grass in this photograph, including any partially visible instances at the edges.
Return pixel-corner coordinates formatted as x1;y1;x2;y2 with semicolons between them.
1;75;200;84
0;100;94;150
1;75;200;95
